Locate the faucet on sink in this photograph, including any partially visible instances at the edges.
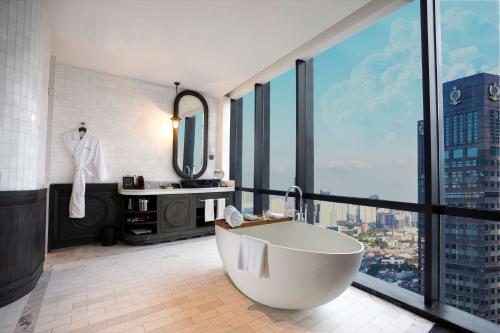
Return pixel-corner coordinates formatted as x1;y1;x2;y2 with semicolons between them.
285;185;306;223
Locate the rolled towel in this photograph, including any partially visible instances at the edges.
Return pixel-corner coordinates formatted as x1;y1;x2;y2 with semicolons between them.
224;205;243;228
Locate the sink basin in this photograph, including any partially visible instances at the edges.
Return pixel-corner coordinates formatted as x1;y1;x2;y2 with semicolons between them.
180;179;221;188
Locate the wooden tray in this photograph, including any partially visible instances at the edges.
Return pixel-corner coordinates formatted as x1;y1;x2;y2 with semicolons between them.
213;216;292;229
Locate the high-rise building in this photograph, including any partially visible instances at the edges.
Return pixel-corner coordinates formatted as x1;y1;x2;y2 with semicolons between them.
376;208;396;228
418;73;500;323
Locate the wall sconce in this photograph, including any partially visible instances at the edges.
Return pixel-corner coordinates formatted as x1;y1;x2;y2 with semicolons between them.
171;116;179;129
171;115;181;129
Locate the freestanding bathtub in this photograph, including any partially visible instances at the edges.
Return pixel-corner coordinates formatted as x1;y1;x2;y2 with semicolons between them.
215;221;364;310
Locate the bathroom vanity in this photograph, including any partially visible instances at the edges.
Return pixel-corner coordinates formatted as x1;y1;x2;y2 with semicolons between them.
47;86;233;249
119;187;234;245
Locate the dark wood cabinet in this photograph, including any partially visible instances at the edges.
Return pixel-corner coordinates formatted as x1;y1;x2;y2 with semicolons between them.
48;184;234;248
158;194;194;232
119;190;234;245
49;184;118;249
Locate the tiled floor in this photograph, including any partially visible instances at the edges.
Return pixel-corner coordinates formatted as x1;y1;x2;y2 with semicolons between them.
0;237;434;333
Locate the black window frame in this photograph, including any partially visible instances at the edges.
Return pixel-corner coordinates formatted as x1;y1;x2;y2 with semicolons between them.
228;1;499;332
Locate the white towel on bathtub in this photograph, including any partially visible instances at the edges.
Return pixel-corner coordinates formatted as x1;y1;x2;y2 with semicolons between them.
237;235;269;278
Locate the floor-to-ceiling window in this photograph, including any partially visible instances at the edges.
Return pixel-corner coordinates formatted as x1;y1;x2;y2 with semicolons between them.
241;91;255;214
229;0;499;330
313;1;424;295
268;68;296;214
269;68;296;190
438;0;500;324
313;1;423;203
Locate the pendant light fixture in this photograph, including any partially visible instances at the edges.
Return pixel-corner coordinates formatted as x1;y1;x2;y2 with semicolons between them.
171;82;181;129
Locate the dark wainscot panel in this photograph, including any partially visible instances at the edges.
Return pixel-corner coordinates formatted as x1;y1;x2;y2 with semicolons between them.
0;189;46;307
49;183;118;250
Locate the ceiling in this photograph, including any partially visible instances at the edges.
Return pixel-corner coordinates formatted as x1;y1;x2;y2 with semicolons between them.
46;0;394;97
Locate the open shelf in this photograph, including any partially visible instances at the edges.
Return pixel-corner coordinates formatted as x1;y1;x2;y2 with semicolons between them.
123;223;157;235
122;195;158;212
121;195;159;239
124;221;157;226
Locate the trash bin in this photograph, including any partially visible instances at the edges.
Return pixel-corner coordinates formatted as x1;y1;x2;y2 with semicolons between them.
101;226;116;246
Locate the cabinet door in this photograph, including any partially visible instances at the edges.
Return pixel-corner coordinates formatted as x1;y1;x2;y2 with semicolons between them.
158;195;194;233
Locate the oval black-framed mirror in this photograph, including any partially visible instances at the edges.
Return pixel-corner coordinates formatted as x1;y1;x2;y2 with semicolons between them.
172;90;209;179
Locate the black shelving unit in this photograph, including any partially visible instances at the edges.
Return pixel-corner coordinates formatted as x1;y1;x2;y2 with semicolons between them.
121;195;158;238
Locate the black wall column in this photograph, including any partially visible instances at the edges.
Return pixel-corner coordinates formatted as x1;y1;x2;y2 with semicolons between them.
0;189;46;307
253;83;270;214
262;83;270;211
296;59;315;222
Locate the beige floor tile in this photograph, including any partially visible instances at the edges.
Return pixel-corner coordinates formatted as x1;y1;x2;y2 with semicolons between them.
2;237;434;333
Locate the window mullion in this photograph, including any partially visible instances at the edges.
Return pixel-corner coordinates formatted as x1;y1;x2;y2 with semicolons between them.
296;59;314;222
419;0;442;307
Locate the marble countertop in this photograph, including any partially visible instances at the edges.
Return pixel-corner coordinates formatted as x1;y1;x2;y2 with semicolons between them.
118;186;235;196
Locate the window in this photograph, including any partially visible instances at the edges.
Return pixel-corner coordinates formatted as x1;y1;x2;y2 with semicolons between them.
314;201;422;294
439;0;500;325
229;0;500;330
313;2;423;202
241;91;254;188
268;195;295;216
241;91;255;213
241;192;254;215
467;148;478;158
453;149;464;159
269;68;296;190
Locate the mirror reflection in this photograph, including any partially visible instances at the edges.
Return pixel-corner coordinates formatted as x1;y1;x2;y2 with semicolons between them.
177;95;205;177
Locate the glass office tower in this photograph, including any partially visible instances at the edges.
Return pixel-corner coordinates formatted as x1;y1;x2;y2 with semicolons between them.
419;72;500;323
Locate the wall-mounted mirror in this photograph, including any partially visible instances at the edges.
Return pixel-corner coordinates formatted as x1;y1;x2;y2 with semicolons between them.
173;90;208;179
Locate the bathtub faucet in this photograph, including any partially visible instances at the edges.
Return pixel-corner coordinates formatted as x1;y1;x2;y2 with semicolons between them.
285;186;305;223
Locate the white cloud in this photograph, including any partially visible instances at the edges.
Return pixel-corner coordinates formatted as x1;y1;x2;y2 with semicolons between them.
325;160;371;171
270;165;289;175
316;17;423;202
319;17;423;130
384;131;397;141
440;5;500;81
448;46;478;62
442;46;481;81
441;7;475;32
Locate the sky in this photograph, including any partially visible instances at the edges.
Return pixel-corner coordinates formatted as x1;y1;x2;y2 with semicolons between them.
241;0;499;203
313;0;499;202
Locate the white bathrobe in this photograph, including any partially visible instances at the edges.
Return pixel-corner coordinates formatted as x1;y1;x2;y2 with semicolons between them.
62;129;108;218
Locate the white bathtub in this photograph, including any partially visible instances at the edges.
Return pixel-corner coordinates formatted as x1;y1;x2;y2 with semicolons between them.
215;221;364;310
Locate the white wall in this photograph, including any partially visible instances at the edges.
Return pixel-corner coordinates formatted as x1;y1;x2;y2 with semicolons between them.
48;63;219;184
0;0;51;191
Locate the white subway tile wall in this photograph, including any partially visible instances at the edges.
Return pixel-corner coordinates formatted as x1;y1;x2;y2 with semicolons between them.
0;0;51;190
50;63;219;184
